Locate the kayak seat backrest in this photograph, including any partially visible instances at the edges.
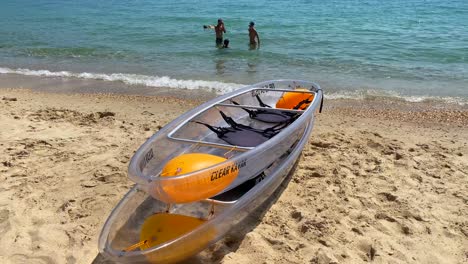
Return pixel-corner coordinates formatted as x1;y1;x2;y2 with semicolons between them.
231;94;301;124
192;111;298;147
193;121;269;147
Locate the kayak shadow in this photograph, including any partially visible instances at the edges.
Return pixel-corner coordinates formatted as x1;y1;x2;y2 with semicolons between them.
91;254;114;264
185;158;300;264
91;159;299;264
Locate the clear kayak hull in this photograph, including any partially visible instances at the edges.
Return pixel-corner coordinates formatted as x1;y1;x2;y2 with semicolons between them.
129;80;322;203
98;80;323;263
99;122;313;263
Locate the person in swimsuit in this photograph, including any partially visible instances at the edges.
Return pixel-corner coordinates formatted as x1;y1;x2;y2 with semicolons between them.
248;21;260;49
204;19;226;47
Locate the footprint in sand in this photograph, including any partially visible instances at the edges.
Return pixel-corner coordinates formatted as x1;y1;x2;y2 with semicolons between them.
63;197;98;220
0;209;11;235
66;197;99;220
95;173;125;183
79;197;99;212
2;97;17;101
290;210;303;221
366;139;384;150
377;192;398;202
310;141;335;149
93;165;126;184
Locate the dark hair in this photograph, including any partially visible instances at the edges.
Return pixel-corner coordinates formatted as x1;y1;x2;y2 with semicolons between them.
249;21;255;27
223;39;229;48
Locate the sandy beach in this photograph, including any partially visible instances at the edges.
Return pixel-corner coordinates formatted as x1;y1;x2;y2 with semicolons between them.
0;88;467;264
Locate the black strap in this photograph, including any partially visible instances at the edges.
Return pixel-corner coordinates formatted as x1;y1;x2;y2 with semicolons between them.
219;111;274;135
261;113;299;137
255;95;271;108
191;121;231;138
230;100;257;119
231;99;297;122
194;110;293;141
292;95;313;110
319;93;324;113
219;111;243;130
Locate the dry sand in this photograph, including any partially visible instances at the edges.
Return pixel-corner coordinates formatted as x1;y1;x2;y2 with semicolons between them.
0;88;467;264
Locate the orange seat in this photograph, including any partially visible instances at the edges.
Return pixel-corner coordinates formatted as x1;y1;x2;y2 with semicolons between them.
152;153;239;203
139;213;207;249
276;88;314;110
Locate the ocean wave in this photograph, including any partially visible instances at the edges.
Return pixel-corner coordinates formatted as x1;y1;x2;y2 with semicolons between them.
1;66;466;106
325;89;468;106
0;67;244;94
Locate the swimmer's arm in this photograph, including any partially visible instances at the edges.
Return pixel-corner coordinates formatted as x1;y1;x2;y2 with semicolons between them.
204;25;216;29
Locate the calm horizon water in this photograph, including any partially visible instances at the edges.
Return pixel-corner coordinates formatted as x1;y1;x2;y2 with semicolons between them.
1;0;467;102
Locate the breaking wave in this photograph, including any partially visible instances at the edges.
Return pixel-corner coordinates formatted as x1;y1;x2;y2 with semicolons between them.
0;67;244;94
1;67;466;105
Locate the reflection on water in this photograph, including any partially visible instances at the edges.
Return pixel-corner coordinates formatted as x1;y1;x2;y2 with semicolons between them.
249;43;258;51
247;62;257;74
215;59;226;76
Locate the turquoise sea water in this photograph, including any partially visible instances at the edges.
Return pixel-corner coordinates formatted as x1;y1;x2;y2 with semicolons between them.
1;0;467;102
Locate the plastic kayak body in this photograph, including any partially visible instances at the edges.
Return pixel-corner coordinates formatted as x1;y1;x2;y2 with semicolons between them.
98;80;323;263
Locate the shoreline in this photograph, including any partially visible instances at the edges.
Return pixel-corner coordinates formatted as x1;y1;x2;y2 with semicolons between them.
1;70;468;106
0;72;220;102
2;86;467;127
0;88;467;263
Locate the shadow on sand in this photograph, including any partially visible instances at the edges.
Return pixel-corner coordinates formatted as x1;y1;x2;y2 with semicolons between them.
92;159;300;264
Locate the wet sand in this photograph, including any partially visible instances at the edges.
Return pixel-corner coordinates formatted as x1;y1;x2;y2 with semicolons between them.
0;88;467;264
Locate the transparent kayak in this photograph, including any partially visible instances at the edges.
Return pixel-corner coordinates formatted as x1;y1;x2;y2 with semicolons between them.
98;80;323;263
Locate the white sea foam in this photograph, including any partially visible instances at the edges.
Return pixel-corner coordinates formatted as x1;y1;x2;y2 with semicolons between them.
1;67;466;105
0;67;244;94
325;89;468;106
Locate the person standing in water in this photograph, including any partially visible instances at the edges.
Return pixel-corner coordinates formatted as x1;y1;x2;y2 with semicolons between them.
204;19;226;47
248;21;260;49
